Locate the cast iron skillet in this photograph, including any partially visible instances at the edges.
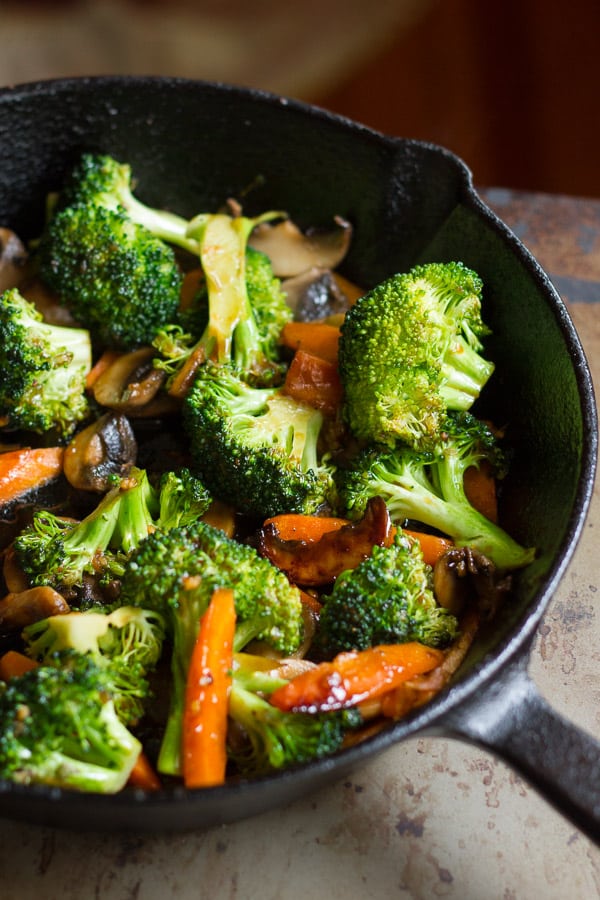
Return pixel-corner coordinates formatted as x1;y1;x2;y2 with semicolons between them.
0;76;598;839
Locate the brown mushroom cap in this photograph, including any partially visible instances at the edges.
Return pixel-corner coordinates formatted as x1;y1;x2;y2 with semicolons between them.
63;412;138;492
91;347;180;417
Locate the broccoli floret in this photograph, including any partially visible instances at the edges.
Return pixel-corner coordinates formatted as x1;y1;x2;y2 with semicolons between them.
37;153;194;349
338;261;495;449
155;467;212;530
312;529;458;660
182;362;336;518
22;605;166;725
227;682;361;776
0;654;141;793
0;288;91;437
118;520;304;775
337;412;535;571
12;466;210;593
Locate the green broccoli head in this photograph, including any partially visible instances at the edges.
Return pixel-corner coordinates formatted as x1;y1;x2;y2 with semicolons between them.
0;654;141;793
0;288;91;436
53;153;194;250
155;467;212;530
312;529;458;659
38;202;183;349
22;605;166;725
182;362;336;518
228;683;362;776
337;411;535;571
338;261;495;449
120;519;304;655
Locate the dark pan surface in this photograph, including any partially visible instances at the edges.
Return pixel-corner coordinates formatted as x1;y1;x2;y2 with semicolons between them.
0;76;596;833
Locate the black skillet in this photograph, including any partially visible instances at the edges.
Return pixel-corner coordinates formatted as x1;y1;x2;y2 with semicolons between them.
0;77;597;839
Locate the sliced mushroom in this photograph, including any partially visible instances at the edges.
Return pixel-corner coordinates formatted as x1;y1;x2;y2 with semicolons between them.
433;546;513;619
63;412;138;492
282;266;353;321
248;216;352;278
257;496;393;586
2;545;29;594
0;227;29;292
0;585;70;630
91;347;179;417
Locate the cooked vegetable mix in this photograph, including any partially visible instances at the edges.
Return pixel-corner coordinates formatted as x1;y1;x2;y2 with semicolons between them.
0;153;536;793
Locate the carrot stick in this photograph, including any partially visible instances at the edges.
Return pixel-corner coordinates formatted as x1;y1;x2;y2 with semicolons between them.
463;461;498;523
182;587;236;789
269;642;444;713
0;447;64;507
85;349;122;390
280;321;341;363
282;349;343;416
263;512;350;543
403;530;454;567
0;650;39;681
127;751;162;791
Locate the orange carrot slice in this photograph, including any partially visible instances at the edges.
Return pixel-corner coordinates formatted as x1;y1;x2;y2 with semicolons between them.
127;751;162;791
262;512;350;543
464;462;498;523
403;530;454;567
0;650;39;681
280;321;341;363
182;587;236;788
0;447;64;506
269;642;444;713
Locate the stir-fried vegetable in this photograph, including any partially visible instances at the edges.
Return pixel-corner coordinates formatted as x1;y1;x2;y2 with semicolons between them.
0;153;534;794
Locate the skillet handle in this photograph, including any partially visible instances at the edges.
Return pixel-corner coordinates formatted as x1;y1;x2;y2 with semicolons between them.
441;652;600;844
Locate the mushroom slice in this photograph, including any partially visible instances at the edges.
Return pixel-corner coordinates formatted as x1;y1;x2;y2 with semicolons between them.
63;412;138;492
248;216;352;277
257;496;393;587
0;227;29;292
282;266;353;321
0;585;70;630
433;546;513;618
91;347;178;417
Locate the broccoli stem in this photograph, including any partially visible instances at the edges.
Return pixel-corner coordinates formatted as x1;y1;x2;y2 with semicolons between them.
440;337;496;409
370;458;533;570
119;190;195;252
186;211;283;367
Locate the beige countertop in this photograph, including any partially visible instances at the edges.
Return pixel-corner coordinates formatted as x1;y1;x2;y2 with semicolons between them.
0;189;599;899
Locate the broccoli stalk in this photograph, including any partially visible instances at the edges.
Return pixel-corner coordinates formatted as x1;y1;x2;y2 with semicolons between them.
118;520;304;775
155;212;289;386
227;681;361;776
338;412;535;571
312;528;459;660
154;245;292;389
22;605;166;725
338;261;495;449
182;362;335;518
0;655;141;793
0;288;91;436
